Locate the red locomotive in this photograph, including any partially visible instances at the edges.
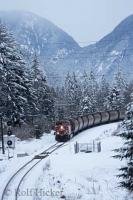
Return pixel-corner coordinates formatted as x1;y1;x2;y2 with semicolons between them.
55;121;71;142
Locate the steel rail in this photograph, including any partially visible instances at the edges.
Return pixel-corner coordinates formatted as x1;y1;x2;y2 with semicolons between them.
1;142;64;200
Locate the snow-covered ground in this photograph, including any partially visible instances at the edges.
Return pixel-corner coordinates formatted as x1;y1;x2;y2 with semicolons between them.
33;123;132;200
0;123;132;200
0;132;56;199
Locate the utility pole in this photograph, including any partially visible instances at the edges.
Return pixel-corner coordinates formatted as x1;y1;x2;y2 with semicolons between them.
0;116;5;154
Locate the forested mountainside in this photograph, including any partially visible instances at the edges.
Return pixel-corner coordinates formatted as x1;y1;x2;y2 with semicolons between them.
0;11;132;85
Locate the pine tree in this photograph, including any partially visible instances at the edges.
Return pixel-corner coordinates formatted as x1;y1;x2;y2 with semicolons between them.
124;81;133;105
81;71;90;115
114;93;133;192
65;73;82;118
42;86;55;129
30;54;47;114
106;68;127;110
81;71;99;114
30;54;55;130
0;23;35;121
106;86;120;110
98;75;110;111
54;86;66;121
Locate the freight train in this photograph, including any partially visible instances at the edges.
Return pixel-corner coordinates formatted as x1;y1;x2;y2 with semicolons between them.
54;110;125;142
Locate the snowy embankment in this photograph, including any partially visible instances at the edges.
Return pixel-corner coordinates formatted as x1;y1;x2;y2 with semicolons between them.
0;132;55;198
29;123;132;200
0;123;132;200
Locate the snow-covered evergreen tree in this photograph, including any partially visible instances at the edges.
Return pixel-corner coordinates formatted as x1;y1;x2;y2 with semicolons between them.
30;54;48;114
54;86;67;121
81;71;99;114
106;87;120;110
65;73;82;118
106;68;127;110
42;86;55;129
124;81;132;106
88;71;99;112
114;93;133;191
81;71;90;115
0;23;35;121
30;54;55;130
98;75;110;111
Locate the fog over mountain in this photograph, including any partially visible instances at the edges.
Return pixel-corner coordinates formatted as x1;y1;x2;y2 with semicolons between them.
0;11;132;84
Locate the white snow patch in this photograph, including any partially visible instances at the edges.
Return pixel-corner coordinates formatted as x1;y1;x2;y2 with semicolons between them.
110;50;120;56
0;124;132;200
31;123;132;200
0;132;55;198
98;62;104;72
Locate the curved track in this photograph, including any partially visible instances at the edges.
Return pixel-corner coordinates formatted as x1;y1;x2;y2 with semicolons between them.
1;142;65;200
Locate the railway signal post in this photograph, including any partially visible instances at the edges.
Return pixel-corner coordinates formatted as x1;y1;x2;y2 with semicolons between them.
0;115;5;154
4;135;15;159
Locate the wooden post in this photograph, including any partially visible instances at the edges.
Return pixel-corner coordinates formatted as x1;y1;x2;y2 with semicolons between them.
97;142;101;152
74;142;79;154
93;140;95;152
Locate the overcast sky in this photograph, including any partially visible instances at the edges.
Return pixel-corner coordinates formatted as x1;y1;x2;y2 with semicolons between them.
0;0;133;46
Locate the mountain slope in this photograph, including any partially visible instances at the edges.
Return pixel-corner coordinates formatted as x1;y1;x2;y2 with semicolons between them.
0;11;132;84
0;10;80;54
83;15;133;81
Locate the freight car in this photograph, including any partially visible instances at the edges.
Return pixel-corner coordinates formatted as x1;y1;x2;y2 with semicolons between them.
54;110;125;142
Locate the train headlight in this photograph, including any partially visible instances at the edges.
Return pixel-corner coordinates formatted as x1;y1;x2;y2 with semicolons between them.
60;125;64;131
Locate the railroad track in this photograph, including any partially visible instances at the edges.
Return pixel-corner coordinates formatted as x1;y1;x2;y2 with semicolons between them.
1;142;65;200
